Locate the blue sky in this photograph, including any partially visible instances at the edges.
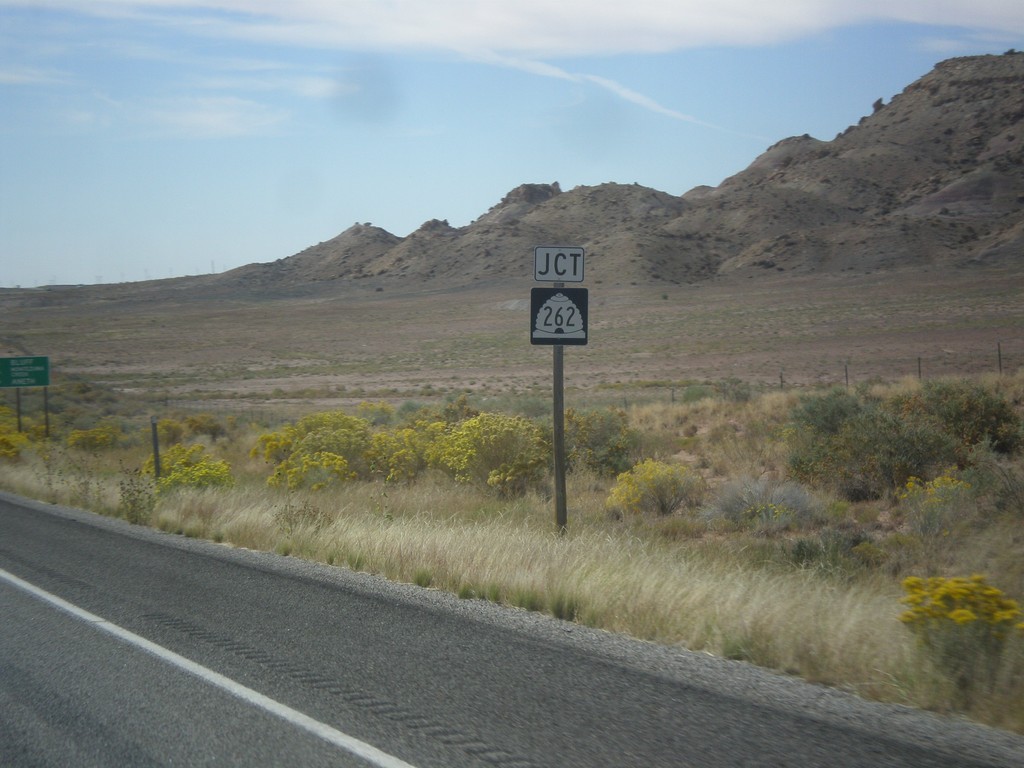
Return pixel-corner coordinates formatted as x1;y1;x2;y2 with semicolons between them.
1;2;1022;287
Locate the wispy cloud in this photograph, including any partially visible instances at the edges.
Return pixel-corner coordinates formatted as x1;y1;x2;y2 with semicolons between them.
195;72;337;99
0;66;72;86
10;1;1022;55
581;74;718;127
473;50;769;139
142;95;287;137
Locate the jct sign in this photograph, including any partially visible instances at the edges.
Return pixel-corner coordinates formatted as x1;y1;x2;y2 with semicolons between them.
534;246;584;282
0;356;50;388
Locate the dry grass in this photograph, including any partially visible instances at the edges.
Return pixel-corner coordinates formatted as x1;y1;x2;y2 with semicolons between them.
139;478;919;690
7;433;1021;729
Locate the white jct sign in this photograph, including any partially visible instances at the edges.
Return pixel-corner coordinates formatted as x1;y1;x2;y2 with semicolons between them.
534;246;584;282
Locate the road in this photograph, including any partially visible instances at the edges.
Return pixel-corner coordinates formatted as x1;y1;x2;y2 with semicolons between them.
2;491;1023;767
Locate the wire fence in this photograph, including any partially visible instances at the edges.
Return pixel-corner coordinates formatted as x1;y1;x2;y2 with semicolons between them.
771;341;1020;390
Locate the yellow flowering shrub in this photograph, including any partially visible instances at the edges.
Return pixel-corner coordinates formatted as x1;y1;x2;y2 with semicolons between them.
144;443;234;494
156;417;185;446
898;471;972;536
251;424;298;464
271;451;356;491
67;421;122;450
0;406;29;460
901;574;1024;698
366;421;445;483
252;411;372;488
607;459;706;517
184;413;227;440
429;412;547;497
901;575;1022;634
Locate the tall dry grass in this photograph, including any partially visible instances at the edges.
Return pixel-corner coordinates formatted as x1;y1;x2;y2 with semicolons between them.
6;460;1004;721
139;477;923;700
3;374;1024;731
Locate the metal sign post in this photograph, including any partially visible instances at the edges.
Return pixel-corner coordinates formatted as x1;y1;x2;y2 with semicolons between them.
552;334;567;534
531;248;587;534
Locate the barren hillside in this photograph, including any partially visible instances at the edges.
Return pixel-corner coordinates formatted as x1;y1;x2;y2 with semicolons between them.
209;51;1024;292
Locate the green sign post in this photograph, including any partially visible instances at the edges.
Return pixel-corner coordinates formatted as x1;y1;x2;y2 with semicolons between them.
1;356;51;436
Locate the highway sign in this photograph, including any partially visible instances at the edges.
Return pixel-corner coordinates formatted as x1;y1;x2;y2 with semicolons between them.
531;288;588;345
0;356;50;388
534;246;584;282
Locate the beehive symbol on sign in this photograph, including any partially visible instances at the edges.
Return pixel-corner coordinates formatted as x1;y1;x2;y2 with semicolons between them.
533;292;585;340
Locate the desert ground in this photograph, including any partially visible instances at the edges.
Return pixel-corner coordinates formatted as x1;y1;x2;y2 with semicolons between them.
2;266;1022;413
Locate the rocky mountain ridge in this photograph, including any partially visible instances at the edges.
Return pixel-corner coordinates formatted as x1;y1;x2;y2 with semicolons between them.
221;52;1021;292
7;51;1022;306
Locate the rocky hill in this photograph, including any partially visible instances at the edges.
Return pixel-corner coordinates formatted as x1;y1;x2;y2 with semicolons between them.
208;51;1021;293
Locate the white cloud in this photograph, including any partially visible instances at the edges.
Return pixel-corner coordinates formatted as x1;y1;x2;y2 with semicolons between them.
7;1;1024;57
6;1;1020;137
142;95;287;137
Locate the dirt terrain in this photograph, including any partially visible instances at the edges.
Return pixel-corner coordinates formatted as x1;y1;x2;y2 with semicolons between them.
2;266;1020;414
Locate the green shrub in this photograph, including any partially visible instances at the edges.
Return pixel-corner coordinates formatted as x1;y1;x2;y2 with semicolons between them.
786;390;866;496
356;400;395;426
118;468;156;524
788;394;957;501
717;377;752;402
831;409;957;500
964;446;1024;517
890;380;1022;458
788;529;875;576
394;394;479;429
430;412;547;497
565;407;639;476
703;477;822;533
790;388;865;436
607;459;707;516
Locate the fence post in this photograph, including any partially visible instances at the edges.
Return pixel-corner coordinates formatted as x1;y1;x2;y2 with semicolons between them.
150;416;161;481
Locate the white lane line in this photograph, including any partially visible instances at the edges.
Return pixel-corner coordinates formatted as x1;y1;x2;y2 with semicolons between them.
0;567;418;768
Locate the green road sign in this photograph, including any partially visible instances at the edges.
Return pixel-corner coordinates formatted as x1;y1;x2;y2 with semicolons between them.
0;356;51;388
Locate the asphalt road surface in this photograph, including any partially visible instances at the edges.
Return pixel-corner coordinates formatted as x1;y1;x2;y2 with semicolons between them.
3;491;1024;767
